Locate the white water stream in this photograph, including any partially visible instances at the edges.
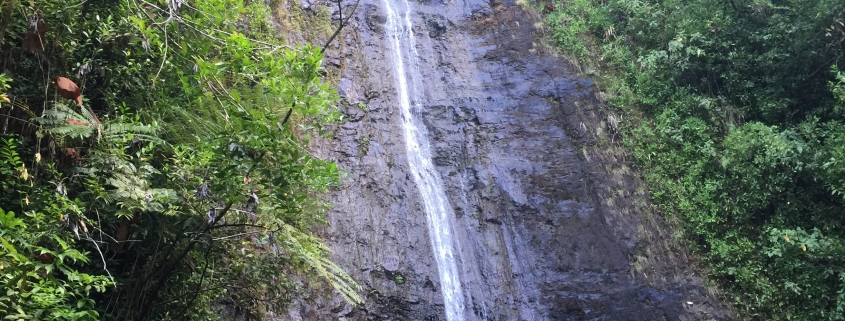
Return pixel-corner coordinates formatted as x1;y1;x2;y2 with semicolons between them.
382;0;466;319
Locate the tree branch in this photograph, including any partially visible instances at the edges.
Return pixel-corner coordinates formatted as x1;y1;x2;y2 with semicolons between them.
135;160;263;321
321;0;362;54
208;223;269;230
134;202;232;321
173;235;215;319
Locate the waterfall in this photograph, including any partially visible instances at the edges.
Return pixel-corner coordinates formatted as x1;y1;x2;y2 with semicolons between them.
382;0;466;319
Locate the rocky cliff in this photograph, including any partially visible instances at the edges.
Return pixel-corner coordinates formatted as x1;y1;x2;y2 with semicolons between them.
283;0;733;319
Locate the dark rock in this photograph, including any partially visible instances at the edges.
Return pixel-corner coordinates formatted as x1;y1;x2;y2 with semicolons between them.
426;18;447;39
280;0;733;320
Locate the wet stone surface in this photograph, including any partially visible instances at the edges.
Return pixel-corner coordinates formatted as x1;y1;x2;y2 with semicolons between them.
280;0;733;320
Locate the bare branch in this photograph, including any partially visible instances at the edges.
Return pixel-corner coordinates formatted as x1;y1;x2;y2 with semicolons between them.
83;236;114;279
321;0;362;54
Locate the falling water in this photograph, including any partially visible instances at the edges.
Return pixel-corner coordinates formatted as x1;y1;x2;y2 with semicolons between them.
382;0;466;319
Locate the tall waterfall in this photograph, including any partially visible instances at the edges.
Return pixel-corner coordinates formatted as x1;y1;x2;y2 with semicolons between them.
382;0;466;319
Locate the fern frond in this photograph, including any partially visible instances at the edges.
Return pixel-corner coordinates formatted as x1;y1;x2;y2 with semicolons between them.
102;123;158;136
37;102;98;139
278;223;363;305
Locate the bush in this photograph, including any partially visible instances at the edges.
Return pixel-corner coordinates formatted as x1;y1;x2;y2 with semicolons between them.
542;0;845;318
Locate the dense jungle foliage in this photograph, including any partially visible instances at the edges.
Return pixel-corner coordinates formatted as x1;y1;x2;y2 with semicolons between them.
0;0;360;319
542;0;845;318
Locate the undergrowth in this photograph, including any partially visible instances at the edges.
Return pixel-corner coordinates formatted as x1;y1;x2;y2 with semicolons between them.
0;0;359;319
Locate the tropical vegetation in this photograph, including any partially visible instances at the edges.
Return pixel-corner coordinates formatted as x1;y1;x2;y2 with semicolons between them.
0;0;360;319
541;0;845;318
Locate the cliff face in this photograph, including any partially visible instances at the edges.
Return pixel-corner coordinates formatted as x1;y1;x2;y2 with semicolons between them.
283;0;732;319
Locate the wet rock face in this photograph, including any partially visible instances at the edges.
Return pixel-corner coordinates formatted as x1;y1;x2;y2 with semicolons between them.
426;18;447;39
285;0;731;320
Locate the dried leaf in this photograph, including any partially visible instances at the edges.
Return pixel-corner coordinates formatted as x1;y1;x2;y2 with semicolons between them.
66;119;91;126
20;164;29;181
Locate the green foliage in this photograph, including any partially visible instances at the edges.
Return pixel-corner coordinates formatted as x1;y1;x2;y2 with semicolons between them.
0;144;113;319
764;227;845;320
0;0;359;319
542;0;845;318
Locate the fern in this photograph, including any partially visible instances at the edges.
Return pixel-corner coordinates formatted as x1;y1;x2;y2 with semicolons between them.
278;223;363;305
37;102;164;145
37;102;100;140
86;151;177;218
